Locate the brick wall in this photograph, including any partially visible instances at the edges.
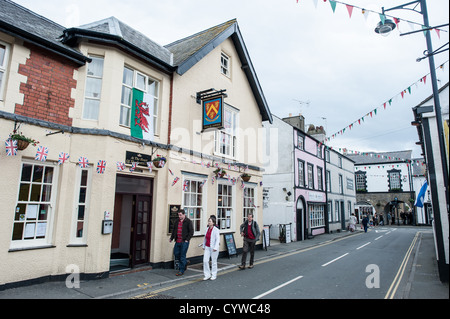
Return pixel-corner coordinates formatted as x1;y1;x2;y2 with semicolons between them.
16;44;78;126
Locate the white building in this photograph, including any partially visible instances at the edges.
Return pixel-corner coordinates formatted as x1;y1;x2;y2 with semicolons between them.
347;150;416;224
262;115;295;240
412;82;449;282
325;148;356;232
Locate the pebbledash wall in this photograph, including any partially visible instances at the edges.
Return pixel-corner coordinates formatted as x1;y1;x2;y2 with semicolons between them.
0;3;270;288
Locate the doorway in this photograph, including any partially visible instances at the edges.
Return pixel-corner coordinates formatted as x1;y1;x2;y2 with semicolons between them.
296;196;306;241
340;201;346;230
111;175;153;270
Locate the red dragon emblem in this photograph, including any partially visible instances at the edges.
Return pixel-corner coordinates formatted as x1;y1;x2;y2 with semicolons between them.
134;100;150;132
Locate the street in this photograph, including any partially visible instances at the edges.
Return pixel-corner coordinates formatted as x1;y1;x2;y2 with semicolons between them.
128;227;421;299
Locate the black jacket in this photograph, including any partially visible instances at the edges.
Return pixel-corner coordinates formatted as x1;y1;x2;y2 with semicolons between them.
170;217;194;242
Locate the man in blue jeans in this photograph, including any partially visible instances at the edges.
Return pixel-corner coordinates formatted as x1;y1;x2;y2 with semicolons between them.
169;209;194;276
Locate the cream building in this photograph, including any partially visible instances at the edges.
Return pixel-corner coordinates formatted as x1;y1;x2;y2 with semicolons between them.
0;1;271;288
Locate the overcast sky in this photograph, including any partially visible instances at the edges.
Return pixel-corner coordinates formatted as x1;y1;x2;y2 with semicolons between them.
14;0;450;159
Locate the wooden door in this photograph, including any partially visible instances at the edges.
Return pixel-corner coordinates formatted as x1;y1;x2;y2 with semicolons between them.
131;195;152;267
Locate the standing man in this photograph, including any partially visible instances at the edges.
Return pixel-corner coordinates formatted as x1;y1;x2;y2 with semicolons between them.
239;213;260;270
169;208;194;276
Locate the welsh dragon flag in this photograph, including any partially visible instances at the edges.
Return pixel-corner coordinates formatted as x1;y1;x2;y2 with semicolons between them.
131;88;154;141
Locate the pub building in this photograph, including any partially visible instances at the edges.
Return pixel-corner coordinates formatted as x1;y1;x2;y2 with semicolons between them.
0;1;272;289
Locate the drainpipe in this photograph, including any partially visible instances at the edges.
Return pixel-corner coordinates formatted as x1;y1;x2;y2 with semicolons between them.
167;73;174;145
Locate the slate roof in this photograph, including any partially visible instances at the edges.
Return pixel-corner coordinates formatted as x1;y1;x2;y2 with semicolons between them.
347;150;412;165
65;17;173;68
0;0;89;65
166;19;237;70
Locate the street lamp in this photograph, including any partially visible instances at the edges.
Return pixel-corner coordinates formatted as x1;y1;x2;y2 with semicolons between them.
375;0;449;282
374;19;397;36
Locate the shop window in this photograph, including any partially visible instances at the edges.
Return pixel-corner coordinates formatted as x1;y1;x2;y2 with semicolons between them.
183;178;205;234
309;204;325;228
11;162;57;248
217;183;233;230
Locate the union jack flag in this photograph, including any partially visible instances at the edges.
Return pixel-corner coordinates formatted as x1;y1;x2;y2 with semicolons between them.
35;146;48;162
146;161;153;172
183;180;189;192
172;176;180;186
78;156;89;168
129;162;137;172
97;160;107;174
5;139;17;156
58;152;70;165
117;161;125;171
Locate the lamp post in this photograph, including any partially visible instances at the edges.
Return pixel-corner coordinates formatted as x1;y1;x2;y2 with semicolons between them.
375;0;449;282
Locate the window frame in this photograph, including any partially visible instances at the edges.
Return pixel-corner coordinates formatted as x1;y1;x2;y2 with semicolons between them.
298;159;305;188
182;175;207;235
214;105;238;159
243;185;257;223
10;160;58;250
216;182;235;232
309;204;325;228
355;171;367;192
120;66;160;135
69;166;92;245
0;40;10;101
388;169;402;191
307;163;314;189
221;52;230;77
82;55;104;121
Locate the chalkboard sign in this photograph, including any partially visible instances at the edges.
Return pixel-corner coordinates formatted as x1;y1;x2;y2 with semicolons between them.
223;233;237;258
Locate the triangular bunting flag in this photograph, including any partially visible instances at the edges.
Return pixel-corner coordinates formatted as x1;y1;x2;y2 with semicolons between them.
346;5;353;18
329;0;337;13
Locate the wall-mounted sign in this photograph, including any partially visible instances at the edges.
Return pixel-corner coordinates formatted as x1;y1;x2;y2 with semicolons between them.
202;96;224;132
125;151;152;167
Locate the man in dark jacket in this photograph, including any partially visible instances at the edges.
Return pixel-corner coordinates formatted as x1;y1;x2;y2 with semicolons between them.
170;208;194;276
239;213;260;270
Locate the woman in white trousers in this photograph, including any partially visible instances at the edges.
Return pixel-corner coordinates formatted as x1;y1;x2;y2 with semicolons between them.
202;216;220;280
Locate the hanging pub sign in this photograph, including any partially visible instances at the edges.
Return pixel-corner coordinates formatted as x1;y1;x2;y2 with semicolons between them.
202;95;224;132
197;88;227;132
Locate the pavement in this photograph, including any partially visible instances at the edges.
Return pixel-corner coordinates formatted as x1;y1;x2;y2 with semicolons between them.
0;225;448;300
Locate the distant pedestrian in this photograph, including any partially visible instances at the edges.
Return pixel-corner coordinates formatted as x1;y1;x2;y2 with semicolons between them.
349;213;357;232
202;216;220;280
379;214;384;226
169;208;194;276
387;213;391;225
239;213;260;270
362;215;369;233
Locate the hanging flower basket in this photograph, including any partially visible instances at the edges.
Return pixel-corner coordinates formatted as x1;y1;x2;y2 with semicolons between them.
241;173;251;182
152;156;166;168
214;168;226;178
11;132;39;151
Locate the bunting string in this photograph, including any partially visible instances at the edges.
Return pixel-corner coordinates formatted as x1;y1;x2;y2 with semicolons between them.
297;0;448;35
324;60;449;142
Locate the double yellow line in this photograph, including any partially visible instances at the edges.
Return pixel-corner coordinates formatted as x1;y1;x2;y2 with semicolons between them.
384;231;421;299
